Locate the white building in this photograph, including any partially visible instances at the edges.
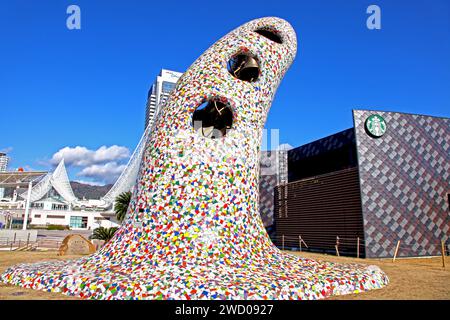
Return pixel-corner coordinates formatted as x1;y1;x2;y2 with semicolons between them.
145;69;183;128
29;208;117;231
14;159;120;230
0;153;9;199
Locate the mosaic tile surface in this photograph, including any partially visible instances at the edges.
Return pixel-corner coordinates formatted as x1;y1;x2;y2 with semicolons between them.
1;18;388;299
354;110;450;258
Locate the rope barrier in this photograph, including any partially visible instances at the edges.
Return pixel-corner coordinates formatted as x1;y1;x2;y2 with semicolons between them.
272;234;449;260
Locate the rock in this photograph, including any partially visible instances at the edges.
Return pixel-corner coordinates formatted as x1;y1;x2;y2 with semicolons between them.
58;234;96;256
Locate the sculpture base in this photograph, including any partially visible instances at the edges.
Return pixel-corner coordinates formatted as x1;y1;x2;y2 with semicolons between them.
1;248;388;300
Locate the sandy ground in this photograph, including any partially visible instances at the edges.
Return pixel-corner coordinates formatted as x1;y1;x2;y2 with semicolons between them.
0;250;448;300
287;251;450;300
0;251;80;300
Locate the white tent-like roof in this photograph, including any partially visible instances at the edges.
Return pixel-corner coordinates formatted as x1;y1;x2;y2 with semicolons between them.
20;159;77;204
100;122;150;206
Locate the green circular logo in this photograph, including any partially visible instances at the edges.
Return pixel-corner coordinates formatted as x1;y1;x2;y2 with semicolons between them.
365;114;387;138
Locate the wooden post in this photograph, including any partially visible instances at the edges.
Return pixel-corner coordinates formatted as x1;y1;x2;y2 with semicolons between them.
282;235;285;251
27;233;30;246
299;235;302;252
13;232;16;243
441;241;446;268
336;236;340;256
301;238;309;249
357;237;360;259
392;240;401;262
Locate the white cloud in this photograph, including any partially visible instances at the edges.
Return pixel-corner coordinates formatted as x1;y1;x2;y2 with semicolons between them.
277;143;294;151
77;162;127;184
50;145;130;167
49;145;130;185
0;147;13;154
23;165;35;171
73;179;105;186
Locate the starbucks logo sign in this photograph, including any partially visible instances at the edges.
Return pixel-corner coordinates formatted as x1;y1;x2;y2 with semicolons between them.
365;114;386;138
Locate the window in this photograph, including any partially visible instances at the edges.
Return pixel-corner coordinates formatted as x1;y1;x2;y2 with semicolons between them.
161;81;176;93
70;216;88;229
51;203;68;211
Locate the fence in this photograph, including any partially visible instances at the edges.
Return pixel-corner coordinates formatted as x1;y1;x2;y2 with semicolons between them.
273;234;450;263
0;236;61;251
272;234;366;258
391;239;449;267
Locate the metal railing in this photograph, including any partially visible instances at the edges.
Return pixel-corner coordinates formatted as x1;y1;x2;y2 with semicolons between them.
0;237;61;251
272;234;449;262
271;234;366;258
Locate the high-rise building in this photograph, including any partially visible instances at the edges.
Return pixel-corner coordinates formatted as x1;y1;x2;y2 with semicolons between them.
145;69;183;129
0;152;9;198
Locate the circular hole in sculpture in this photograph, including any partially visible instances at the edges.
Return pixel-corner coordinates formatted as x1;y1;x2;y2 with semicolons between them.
227;53;260;82
254;28;282;44
192;99;233;139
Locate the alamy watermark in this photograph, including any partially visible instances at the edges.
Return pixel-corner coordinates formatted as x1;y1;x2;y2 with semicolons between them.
163;123;284;176
367;4;381;30
66;5;81;30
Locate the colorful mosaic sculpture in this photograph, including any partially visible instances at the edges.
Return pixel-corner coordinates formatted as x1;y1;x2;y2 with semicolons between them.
1;17;389;299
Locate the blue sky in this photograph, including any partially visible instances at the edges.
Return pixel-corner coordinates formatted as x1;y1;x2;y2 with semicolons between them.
1;0;449;185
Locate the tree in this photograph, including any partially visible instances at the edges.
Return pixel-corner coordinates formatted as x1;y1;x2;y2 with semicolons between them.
114;191;131;223
92;226;118;242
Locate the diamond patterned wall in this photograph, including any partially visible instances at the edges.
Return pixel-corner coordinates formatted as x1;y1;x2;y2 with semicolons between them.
354;110;450;258
259;174;278;227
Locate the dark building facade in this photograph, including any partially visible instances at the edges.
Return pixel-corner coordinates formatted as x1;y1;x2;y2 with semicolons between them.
287;128;357;182
259;149;288;240
274;110;449;258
